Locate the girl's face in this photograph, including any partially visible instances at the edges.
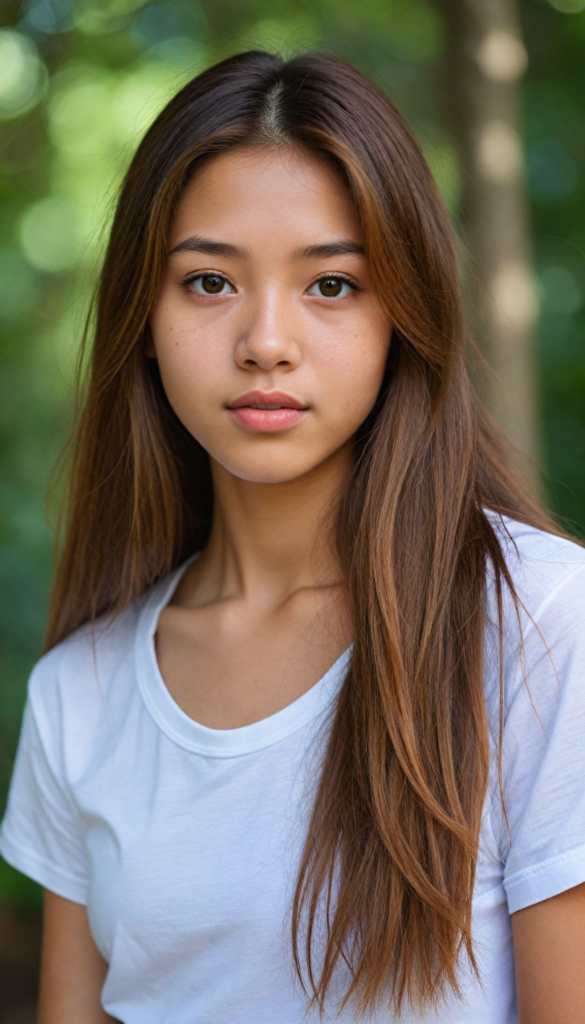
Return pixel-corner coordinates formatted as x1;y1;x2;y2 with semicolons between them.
149;146;391;484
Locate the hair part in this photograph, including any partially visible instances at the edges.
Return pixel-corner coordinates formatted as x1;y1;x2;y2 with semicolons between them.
46;50;560;1018
256;79;289;143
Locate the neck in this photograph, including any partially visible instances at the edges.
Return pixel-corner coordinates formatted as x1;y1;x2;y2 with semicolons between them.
194;443;352;604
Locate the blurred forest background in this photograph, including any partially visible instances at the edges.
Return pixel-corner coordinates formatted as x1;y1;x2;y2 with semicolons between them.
0;0;584;1013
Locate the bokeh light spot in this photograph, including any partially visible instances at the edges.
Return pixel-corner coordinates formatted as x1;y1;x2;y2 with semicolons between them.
476;120;523;184
49;77;115;157
547;0;585;12
0;30;48;120
492;258;538;330
23;0;74;34
19;197;80;273
476;31;528;82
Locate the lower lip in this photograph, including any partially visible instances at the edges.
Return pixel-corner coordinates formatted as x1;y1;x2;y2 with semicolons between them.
228;407;308;432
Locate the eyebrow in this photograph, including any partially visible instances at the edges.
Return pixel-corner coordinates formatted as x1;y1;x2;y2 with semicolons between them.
169;235;365;261
292;240;365;260
169;235;248;258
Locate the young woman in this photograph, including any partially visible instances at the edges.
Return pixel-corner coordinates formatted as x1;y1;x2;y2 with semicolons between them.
1;50;585;1024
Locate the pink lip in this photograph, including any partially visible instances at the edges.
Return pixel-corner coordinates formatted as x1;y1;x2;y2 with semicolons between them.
226;390;308;433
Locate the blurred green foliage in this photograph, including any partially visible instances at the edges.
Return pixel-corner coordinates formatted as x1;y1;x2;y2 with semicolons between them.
522;2;585;526
0;0;584;910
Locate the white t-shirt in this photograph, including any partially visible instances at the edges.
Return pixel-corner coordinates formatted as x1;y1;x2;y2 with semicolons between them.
2;516;585;1023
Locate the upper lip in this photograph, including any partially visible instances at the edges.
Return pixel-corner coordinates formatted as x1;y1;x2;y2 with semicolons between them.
227;390;307;410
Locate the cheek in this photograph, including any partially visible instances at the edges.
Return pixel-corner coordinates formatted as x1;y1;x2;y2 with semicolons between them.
157;344;224;439
319;324;390;429
151;304;226;417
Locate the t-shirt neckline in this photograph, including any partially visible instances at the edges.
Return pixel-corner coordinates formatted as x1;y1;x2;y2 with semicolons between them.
134;556;352;758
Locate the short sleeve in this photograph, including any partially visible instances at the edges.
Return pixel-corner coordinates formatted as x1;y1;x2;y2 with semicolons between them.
0;657;90;905
499;562;585;915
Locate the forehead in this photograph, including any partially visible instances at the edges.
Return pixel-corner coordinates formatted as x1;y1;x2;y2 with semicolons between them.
168;146;361;249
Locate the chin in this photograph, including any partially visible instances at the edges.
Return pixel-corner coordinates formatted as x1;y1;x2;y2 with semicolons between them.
213;451;323;485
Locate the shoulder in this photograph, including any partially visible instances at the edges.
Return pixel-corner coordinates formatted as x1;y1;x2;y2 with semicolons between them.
27;565;173;747
29;599;142;722
28;557;194;753
23;570;176;786
23;604;142;785
486;512;585;624
483;514;585;726
27;553;196;740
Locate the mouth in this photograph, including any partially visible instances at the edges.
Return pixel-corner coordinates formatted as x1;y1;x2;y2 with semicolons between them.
226;390;308;433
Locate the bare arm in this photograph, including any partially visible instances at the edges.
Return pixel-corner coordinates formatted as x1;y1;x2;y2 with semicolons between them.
512;880;585;1024
38;890;118;1024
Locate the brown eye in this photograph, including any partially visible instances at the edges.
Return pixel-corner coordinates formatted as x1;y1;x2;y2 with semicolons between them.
319;277;343;297
201;274;226;293
307;276;354;298
189;274;234;295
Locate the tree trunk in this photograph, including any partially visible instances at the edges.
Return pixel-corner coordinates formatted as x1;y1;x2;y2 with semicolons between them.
437;0;538;467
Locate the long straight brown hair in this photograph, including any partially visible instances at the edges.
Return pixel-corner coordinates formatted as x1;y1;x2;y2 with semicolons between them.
46;51;557;1017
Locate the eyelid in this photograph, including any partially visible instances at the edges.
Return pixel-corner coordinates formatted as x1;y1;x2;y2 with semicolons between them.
308;271;359;287
305;272;361;295
182;269;236;288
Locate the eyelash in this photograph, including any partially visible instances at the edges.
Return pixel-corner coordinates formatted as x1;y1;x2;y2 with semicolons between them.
181;271;361;298
307;273;361;297
182;271;235;296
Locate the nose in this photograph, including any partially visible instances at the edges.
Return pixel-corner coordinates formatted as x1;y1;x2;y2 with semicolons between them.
235;288;301;373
